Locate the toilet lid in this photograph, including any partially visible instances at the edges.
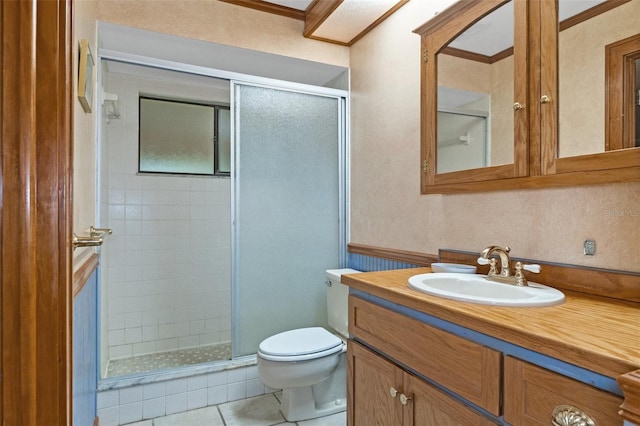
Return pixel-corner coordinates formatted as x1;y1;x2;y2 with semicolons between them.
259;327;342;358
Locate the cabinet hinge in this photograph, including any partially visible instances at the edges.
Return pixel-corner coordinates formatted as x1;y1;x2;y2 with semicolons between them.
423;49;428;63
422;160;429;173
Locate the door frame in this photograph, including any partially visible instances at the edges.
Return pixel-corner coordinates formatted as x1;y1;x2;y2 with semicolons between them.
1;0;73;424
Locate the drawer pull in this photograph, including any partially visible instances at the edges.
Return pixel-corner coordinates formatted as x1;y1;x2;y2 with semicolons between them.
399;393;413;406
389;387;399;398
551;405;595;426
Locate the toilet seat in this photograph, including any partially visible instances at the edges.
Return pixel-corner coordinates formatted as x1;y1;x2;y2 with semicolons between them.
258;327;344;362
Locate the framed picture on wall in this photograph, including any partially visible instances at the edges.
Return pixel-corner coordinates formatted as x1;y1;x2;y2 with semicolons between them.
78;39;94;113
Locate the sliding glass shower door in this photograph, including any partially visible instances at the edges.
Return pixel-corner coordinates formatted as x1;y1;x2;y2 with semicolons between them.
232;83;346;357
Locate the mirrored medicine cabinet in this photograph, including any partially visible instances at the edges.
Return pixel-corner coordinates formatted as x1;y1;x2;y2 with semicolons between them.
414;0;640;194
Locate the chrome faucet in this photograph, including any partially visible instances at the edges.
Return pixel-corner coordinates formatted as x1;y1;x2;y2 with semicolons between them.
477;245;541;286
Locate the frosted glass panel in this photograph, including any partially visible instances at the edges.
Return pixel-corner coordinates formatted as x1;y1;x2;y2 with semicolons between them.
233;84;341;357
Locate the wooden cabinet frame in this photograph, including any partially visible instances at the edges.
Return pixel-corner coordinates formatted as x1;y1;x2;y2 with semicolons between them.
415;0;640;194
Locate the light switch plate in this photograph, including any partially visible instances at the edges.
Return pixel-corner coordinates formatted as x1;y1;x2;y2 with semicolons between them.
583;240;596;256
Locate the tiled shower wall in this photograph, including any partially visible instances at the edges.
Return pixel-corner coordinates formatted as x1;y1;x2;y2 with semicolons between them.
102;68;231;366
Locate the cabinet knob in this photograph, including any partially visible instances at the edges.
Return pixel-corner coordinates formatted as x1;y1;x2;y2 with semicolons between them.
389;387;399;398
399;393;413;405
541;95;552;104
513;102;525;111
551;405;595;426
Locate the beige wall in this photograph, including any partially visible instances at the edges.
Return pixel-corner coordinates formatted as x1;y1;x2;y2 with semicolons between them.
73;0;98;269
349;1;640;272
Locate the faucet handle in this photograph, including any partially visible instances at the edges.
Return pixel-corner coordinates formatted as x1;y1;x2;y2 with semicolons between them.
522;263;541;273
478;257;498;276
514;262;541;286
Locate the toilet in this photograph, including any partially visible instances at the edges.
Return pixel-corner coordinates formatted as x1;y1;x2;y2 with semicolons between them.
257;268;361;422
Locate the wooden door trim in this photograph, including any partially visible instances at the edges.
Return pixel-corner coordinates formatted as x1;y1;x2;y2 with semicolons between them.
1;0;73;424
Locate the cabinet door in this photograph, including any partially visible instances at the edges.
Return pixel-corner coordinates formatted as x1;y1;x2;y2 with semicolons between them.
504;356;623;425
349;296;501;415
405;373;498;426
348;341;403;426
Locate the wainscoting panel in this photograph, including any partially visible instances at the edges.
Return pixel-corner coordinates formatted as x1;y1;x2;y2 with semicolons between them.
73;268;98;426
347;252;420;272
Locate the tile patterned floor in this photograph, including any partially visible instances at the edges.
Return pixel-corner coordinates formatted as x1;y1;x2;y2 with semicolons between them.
124;393;346;426
106;343;232;377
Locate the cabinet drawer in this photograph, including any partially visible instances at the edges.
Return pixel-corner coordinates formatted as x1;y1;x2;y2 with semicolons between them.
504;356;623;425
349;295;501;415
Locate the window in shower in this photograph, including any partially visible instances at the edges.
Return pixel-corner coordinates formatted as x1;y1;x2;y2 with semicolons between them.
139;96;230;176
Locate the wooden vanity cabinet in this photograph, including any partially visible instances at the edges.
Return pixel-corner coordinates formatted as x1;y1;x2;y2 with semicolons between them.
504;357;624;426
348;294;627;425
348;295;501;415
348;341;497;426
348;295;501;424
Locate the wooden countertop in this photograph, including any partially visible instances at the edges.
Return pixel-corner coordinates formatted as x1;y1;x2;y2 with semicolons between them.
342;268;640;380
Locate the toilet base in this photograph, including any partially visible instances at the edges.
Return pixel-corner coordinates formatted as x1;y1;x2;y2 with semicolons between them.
278;354;346;422
279;385;346;422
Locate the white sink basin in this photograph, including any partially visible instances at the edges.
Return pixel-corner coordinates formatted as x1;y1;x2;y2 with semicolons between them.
407;273;565;307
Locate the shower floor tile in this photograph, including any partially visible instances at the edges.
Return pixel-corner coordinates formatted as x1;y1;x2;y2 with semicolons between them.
106;342;231;377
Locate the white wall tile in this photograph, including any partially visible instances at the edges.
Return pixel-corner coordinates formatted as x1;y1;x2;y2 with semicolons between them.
165;378;187;395
227;382;247;402
120;386;143;404
119;401;143;424
97;389;119;409
187;389;208;410
227;367;247;384
109;329;125;346
246;365;259;380
187;375;208;391
246;378;266;398
142;397;166;420
207;371;227;387
165;392;187;416
179;335;199;349
109;344;132;360
97;406;119;426
142;382;166;400
207;385;228;406
132;341;156;356
125;190;143;205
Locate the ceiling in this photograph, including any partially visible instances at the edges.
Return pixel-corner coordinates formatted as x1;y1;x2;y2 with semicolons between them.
449;0;607;58
219;0;410;46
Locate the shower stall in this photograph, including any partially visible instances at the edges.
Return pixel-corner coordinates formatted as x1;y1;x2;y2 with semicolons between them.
97;56;348;381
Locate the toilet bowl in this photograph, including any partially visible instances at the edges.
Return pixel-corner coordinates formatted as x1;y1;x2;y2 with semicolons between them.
256;268;360;422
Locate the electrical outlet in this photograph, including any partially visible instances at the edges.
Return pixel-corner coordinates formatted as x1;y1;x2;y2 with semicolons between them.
583;240;596;256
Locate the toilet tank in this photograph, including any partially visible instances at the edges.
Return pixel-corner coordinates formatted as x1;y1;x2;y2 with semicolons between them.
325;268;361;338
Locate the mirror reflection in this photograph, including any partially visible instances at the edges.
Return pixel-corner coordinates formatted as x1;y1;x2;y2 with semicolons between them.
558;0;640;157
434;0;640;174
436;1;514;174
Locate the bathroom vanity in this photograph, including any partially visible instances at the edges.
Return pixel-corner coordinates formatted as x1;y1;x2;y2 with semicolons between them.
343;268;640;425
